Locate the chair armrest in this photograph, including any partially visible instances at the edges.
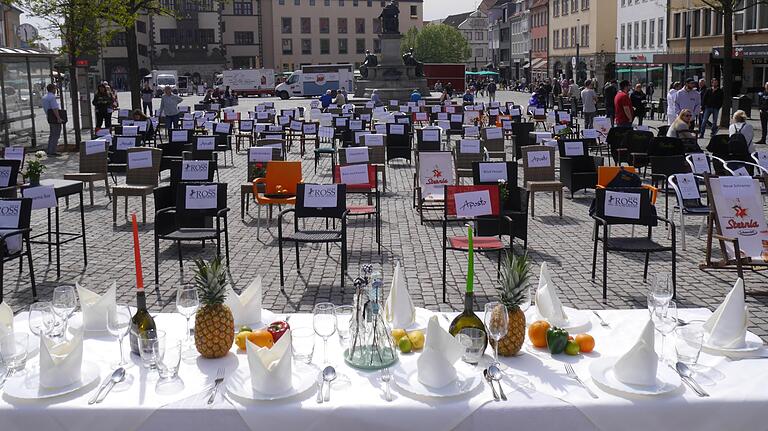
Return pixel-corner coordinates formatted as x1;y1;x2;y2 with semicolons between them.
590;214;607;225
216;208;231;217
278;208;296;224
253;177;266;184
0;228;32;239
155;207;177;216
713;233;737;243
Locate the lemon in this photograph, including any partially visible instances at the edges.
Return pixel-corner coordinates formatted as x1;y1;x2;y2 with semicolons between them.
407;330;425;350
398;336;413;353
391;328;407;343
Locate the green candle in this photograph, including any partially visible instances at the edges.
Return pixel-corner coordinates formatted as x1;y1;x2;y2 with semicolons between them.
467;224;474;293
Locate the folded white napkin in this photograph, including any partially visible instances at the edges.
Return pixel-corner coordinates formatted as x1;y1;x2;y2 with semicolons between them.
246;330;292;395
76;282;116;331
703;278;748;349
224;277;262;327
39;333;83;388
417;316;465;388
0;301;12;338
613;318;658;386
384;262;416;329
535;262;569;326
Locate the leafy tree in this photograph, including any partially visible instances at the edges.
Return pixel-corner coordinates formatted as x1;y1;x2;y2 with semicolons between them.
401;24;470;64
697;0;768;126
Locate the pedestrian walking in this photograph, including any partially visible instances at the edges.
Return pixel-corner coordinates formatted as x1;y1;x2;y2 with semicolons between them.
630;83;646;126
92;84;114;129
699;78;723;138
141;82;154;116
755;82;768;145
580;80;597;129
41;83;63;156
158;86;183;138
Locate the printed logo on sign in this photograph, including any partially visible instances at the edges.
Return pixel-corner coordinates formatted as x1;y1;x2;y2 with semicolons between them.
0;166;12;187
0;200;21;223
182;161;209;181
426;165;449;186
604;191;641;220
725;201;758;235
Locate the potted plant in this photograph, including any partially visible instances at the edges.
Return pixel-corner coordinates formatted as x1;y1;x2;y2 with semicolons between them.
23;151;47;186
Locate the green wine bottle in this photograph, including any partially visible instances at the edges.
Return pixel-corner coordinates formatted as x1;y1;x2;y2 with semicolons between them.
129;289;157;355
449;225;488;353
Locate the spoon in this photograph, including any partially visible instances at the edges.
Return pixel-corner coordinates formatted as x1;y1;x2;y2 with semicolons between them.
322;366;337;402
488;365;507;401
483;369;499;401
92;367;126;404
675;362;709;397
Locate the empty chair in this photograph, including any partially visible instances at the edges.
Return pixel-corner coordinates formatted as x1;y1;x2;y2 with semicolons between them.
481;126;506;160
0;198;35;302
558;139;601;198
521;145;564;218
668;173;709;250
386;123;412;163
453;138;485;185
415;151;454;223
112;147;162;224
252;161;302;237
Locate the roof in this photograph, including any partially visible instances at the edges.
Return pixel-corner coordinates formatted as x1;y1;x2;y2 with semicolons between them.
0;47;57;58
441;11;472;28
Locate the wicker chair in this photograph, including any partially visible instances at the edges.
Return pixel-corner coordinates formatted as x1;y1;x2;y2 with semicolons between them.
112;147;162;224
453;139;485;185
360;134;388;191
64;140;111;205
521;145;564;218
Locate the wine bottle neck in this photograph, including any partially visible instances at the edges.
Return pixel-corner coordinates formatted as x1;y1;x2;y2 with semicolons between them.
463;291;474;313
136;290;147;310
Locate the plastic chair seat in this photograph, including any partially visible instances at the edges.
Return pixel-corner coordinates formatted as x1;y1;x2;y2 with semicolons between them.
348;205;375;215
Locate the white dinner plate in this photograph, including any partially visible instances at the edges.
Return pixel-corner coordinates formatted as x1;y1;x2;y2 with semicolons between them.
3;361;100;400
392;362;482;398
236;309;278;330
527;307;592;331
389;307;432;331
226;362;317;401
702;330;764;354
589;357;681;396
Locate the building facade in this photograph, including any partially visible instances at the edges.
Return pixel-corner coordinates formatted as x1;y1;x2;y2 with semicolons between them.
488;0;511;81
615;0;667;94
508;0;529;81
441;9;489;72
0;2;21;48
549;0;617;86
529;0;549;82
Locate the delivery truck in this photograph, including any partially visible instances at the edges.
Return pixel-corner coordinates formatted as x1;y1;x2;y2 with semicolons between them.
221;69;276;97
274;64;354;99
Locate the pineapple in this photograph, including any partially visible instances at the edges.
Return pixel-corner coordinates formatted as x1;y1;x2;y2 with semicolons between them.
490;252;531;356
193;256;235;359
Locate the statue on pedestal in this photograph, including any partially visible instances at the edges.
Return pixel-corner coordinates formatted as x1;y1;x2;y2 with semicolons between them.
402;48;424;77
359;50;378;79
379;1;400;35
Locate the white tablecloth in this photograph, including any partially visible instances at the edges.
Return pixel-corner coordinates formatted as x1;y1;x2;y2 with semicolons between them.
3;309;768;431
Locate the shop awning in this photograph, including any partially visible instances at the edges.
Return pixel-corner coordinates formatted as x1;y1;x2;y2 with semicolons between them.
530;58;547;70
465;71;499;76
672;65;705;71
616;67;664;73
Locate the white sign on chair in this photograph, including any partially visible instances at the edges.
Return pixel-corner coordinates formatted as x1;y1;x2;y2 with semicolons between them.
4;147;24;161
127;151;153;170
527;151;551;168
339;164;369;185
564;141;585;156
304;184;338;208
454;190;492;218
249;147;274;163
345;147;369;164
185;184;218;209
182;161;210;181
22;185;57;210
196;137;216;151
479;162;508;183
604;190;641;220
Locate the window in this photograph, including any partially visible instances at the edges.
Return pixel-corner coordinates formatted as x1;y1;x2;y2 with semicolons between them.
301;17;311;34
466;32;472;41
649;19;655;48
410;5;417;17
233;0;253;15
136;21;146;33
160;29;176;44
745;0;757;30
199;29;215;44
355;18;365;33
319;18;329;33
160;0;174;9
475;47;483;57
553;0;559;16
282;39;293;54
373;38;381;53
673;13;680;38
703;9;711;35
553;29;559;48
356;38;365;54
234;31;254;45
581;0;589;10
353;0;358;5
626;23;632;48
581;24;589;47
561;28;567;47
373;18;381;33
570;26;576;47
338;17;347;33
294;0;300;4
232;56;256;68
620;24;625;49
310;0;315;4
476;31;483;40
107;32;126;47
301;39;312;54
339;0;344;6
138;44;148;56
692;9;700;37
571;0;577;13
713;12;722;34
338;38;348;54
760;3;768;29
658;17;664;45
278;0;284;4
282;17;292;33
197;0;214;11
320;38;330;54
641;20;646;48
368;0;372;6
633;21;639;48
325;0;330;4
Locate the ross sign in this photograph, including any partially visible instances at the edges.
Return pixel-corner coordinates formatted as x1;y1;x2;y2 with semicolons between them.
364;134;384;147
0;166;12;187
478;162;508;183
459;139;481;154
304;184;338;208
185;184;218;209
127;151;153;170
344;147;369;164
85;140;106;155
249;147;273;163
339;164;369;185
0;200;21;228
196;137;216;151
4;147;24;161
422;128;440;142
527;150;551;168
454;190;492;218
604;190;641;220
564;141;584;156
23;185;57;210
182;161;210;181
171;130;188;142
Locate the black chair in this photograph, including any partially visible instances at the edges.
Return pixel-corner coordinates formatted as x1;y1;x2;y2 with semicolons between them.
668;173;709;250
416;127;442;152
153;182;230;284
590;187;676;299
158;136;188;175
333;164;381;254
657;125;670;137
169;159;216;187
386;123;412;163
620;130;654;171
0;198;35;302
0;160;21;198
558;139;601;198
606;126;633;165
471;162;529;249
213;126;235;167
509;122;535;160
108;136;140;183
278;184;349;290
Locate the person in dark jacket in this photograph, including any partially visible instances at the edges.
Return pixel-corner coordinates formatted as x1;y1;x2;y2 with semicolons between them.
699;78;723;138
92;84;114;129
604;80;618;125
630;83;647;126
758;81;768;145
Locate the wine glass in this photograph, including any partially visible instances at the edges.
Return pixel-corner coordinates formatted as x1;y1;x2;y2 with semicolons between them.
313;303;337;365
175;285;199;346
484;302;508;365
107;304;132;367
52;285;77;337
28;302;54;337
651;273;672;308
651;301;678;363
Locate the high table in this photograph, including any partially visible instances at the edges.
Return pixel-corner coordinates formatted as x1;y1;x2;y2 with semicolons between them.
2;308;767;431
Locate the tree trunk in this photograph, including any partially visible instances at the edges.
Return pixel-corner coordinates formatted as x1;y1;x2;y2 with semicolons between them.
125;24;141;110
68;54;82;147
720;6;733;127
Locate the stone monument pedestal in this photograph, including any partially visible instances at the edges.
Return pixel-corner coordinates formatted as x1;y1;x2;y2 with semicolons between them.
354;33;430;102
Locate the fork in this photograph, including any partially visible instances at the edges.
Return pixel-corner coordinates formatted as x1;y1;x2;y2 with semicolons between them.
564;364;599;399
592;311;609;327
207;368;225;405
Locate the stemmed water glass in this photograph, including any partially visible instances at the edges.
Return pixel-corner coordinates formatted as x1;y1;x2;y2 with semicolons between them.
651;273;672;308
313;303;337;365
28;302;54;337
107;304;132;367
484;302;508;365
651;300;678;363
52;285;77;337
175;285;199;346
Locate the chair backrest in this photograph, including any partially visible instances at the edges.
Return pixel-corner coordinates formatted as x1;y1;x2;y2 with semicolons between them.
1;146;25;161
444;185;500;218
557;139;589;157
302;121;319;136
606;126;633;163
668;173;704;209
481;127;505;155
724;160;766;178
454;139;484;169
418;151;454;196
295;183;347;219
175;182;228;218
125;147;162;186
239;119;254;133
0;159;21;188
360;134;386;164
170;129;191;144
648;137;685;156
686;153;723;176
264;161;302;195
620;129;654;155
593;187;657;226
80;140;109;175
521;145;556;182
170;159;216;184
333;164;377;190
650;155;689;177
0;198;32;235
706;134;730;158
471;161;517;186
255;138;287;157
705;175;768;261
158;140;187;158
753;151;768;172
416;127;442;151
386;123;410;146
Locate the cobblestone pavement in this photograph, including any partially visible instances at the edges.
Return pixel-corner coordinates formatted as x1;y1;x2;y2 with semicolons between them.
3;90;767;340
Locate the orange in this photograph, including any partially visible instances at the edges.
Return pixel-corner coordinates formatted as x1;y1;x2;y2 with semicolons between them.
575;334;595;353
527;320;551;348
247;329;274;349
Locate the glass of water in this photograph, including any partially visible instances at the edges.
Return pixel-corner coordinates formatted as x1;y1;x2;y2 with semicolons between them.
138;330;165;370
334;305;354;349
0;333;29;374
675;323;704;366
455;328;486;365
157;340;182;380
291;327;315;365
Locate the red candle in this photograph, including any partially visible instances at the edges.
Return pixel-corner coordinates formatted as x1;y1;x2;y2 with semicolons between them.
131;213;144;291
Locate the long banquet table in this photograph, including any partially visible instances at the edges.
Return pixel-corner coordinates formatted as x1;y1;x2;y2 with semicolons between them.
3;308;768;431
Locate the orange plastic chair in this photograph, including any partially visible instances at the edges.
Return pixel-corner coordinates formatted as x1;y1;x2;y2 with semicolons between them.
252;161;303;236
596;166;658;204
